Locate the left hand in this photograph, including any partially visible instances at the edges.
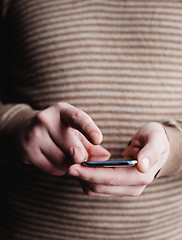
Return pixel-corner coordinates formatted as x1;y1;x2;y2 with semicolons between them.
69;122;170;197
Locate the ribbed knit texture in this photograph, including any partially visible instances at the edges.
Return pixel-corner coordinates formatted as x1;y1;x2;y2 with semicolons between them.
1;1;182;239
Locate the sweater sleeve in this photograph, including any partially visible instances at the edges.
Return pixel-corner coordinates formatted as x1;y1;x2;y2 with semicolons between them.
0;2;37;165
0;102;36;165
157;120;182;178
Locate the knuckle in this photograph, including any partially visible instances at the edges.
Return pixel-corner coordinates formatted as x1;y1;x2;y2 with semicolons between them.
54;102;67;110
107;176;119;186
70;109;91;125
37;112;49;127
70;111;82;122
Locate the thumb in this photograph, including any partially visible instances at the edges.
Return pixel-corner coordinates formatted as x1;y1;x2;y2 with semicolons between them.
137;142;159;173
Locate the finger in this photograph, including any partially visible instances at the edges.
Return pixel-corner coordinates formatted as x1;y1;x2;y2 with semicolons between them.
85;145;111;157
73;129;111;157
87;155;111;162
59;103;103;145
80;180;111;197
29;124;72;172
122;145;140;160
137;142;158;173
31;148;65;176
136;123;170;173
37;108;89;163
137;138;169;174
21;126;67;175
40;140;71;173
53;127;89;163
69;164;153;186
37;103;103;162
84;182;146;197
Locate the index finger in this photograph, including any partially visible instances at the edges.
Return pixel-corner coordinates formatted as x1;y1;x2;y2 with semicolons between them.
60;102;103;145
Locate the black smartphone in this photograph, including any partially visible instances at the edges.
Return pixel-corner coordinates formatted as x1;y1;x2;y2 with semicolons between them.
82;159;137;168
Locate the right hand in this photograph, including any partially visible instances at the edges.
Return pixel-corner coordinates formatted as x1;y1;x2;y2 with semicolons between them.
15;102;109;175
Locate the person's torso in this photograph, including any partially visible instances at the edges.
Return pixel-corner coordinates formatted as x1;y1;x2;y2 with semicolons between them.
2;1;182;239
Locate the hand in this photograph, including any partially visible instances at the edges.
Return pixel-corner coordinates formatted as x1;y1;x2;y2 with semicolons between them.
69;122;170;197
15;102;109;175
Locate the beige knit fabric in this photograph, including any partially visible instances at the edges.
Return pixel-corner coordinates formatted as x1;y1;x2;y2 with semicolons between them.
1;1;182;239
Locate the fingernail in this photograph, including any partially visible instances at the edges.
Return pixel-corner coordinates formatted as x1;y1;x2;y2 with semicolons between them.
71;147;87;163
140;157;149;172
80;147;88;162
76;147;88;162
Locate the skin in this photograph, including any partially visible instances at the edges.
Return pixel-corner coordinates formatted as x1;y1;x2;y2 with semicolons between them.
16;102;170;197
15;102;110;176
69;122;170;197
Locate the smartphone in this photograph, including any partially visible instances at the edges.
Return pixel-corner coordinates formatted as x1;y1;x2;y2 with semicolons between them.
82;159;137;168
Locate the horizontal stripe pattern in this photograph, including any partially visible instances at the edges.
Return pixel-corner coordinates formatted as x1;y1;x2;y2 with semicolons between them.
1;0;182;239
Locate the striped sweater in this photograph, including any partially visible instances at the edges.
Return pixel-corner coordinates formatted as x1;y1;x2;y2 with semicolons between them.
1;1;182;239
